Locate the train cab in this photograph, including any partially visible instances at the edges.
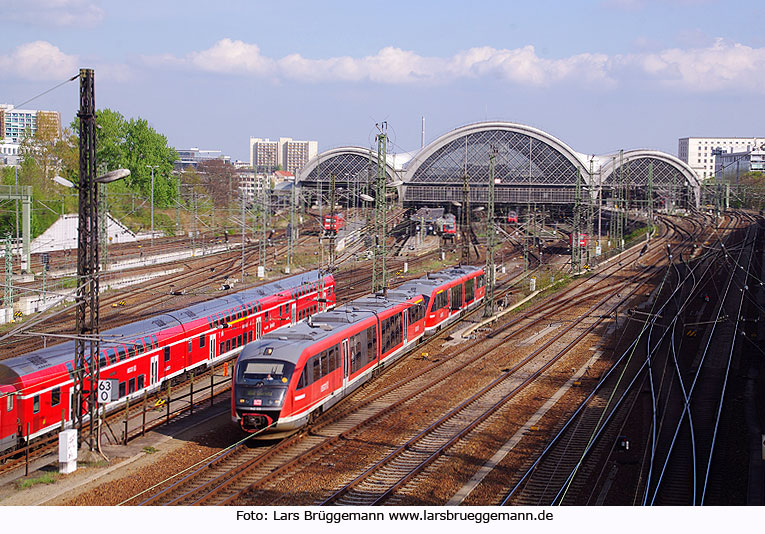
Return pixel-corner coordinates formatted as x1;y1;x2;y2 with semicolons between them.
507;211;518;224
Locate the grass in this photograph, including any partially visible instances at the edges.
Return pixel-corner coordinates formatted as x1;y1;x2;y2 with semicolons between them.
143;446;158;454
16;471;58;490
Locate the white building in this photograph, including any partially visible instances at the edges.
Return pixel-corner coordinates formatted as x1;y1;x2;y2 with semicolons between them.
678;137;763;180
249;137;318;175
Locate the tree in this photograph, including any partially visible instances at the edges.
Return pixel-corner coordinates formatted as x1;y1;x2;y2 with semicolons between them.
71;108;178;206
197;159;238;208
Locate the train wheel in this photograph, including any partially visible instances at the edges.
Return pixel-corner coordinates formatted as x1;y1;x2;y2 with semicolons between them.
308;407;323;426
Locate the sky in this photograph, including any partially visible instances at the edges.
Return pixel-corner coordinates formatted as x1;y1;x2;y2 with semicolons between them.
2;0;764;162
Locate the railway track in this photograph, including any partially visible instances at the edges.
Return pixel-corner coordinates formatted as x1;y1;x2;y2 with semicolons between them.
121;216;689;506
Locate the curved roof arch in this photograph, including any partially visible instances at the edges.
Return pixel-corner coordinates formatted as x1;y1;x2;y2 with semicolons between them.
297;146;396;184
599;150;700;205
404;121;592;187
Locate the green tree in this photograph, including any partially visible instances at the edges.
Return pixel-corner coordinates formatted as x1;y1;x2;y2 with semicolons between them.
71;108;178;206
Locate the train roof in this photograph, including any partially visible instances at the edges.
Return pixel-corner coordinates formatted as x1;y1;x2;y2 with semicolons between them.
0;269;331;383
396;264;482;295
238;286;422;366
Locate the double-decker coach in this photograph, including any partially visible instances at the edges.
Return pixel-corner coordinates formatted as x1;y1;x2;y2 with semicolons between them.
0;270;334;456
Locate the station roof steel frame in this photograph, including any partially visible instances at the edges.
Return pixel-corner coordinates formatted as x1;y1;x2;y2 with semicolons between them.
296;122;701;207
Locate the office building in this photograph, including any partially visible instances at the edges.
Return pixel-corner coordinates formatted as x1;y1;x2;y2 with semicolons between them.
678;136;763;180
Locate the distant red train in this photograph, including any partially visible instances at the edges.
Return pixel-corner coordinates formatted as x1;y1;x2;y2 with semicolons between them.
507;211;518;224
571;233;588;248
436;214;457;236
232;265;485;437
0;270;335;456
322;213;345;233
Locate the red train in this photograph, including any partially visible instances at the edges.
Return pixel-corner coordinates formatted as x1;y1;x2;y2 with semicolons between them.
322;213;345;234
435;214;456;236
231;265;485;437
0;270;335;456
507;211;518;224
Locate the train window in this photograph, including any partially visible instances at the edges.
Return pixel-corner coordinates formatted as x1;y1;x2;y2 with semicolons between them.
465;278;475;302
226;340;231;352
33;395;40;413
135;341;145;355
313;356;322;380
163;347;170;362
119;382;126;398
51;387;60;407
128;378;136;395
143;337;152;351
99;351;108;369
188;340;193;353
151;334;159;348
137;375;145;391
219;342;224;355
127;344;136;359
248;331;253;343
451;285;463;311
117;346;127;361
65;362;75;381
207;317;213;329
238;334;243;347
367;326;377;359
265;310;269;322
199;335;205;348
6;393;13;412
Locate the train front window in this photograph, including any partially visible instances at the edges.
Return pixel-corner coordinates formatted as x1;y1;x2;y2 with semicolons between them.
238;360;295;384
236;359;295;408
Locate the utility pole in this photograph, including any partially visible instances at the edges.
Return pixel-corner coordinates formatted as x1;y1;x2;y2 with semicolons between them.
287;178;297;274
257;165;266;277
372;123;388;294
648;161;654;227
483;147;497;318
572;167;582;273
74;68;100;451
4;235;12;322
328;172;336;268
460;173;471;264
147;164;159;247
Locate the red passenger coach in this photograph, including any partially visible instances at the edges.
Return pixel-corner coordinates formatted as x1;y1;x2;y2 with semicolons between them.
232;286;427;437
0;270;335;456
397;265;485;335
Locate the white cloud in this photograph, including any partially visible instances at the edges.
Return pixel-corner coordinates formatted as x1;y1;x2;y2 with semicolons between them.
0;41;79;81
155;40;615;88
620;38;765;91
0;0;105;28
140;37;765;94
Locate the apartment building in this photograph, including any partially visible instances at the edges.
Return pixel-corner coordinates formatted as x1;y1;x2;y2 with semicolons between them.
0;105;61;143
249;136;317;175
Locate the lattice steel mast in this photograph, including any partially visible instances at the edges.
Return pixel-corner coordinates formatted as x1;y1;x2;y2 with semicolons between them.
483;148;497;317
372;124;387;294
74;68;100;449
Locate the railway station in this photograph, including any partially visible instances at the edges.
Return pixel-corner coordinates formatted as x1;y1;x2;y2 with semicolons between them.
0;86;763;511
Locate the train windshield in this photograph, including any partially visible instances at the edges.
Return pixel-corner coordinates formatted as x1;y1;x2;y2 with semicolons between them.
238;359;295;384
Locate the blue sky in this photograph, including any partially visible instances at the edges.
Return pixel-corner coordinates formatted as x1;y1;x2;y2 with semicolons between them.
2;0;764;161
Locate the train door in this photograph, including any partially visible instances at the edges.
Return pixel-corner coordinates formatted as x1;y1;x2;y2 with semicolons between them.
150;355;159;385
402;311;408;344
208;333;217;361
342;339;350;396
256;317;262;340
291;302;297;325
